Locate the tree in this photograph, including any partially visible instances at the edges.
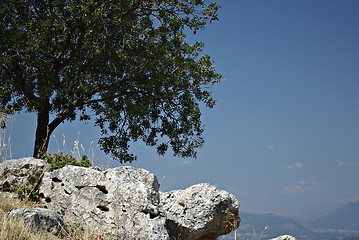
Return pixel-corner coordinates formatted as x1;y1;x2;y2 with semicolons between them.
0;0;221;162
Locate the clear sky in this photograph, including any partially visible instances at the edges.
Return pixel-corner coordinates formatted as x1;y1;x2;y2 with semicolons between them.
4;0;359;217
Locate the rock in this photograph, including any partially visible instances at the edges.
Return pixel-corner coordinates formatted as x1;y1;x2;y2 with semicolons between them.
9;208;64;235
270;235;297;240
38;165;169;239
160;183;240;240
1;158;241;239
0;157;50;192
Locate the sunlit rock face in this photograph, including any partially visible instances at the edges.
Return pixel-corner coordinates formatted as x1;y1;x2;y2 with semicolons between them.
1;158;241;239
39;165;169;239
0;157;50;191
160;183;240;240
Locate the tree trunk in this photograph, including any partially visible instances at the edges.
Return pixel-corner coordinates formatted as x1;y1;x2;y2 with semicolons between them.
33;99;51;159
33;98;81;158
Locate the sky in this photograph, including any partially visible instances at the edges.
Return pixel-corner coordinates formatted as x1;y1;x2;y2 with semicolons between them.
3;0;359;219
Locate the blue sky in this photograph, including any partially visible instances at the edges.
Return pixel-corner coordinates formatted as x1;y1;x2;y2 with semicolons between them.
4;0;359;217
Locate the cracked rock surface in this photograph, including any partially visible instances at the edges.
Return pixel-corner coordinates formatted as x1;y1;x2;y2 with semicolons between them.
160;183;240;240
9;208;64;235
39;165;169;239
0;157;50;191
1;158;241;240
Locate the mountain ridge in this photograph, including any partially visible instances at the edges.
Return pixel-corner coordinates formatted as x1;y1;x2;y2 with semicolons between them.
308;201;359;231
236;211;359;240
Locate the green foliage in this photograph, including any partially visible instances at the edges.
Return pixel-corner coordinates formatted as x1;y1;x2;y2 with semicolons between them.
0;0;222;162
11;170;44;201
43;152;92;170
68;222;82;233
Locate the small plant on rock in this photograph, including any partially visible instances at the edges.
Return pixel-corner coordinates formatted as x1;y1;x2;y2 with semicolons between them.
11;170;44;201
43;152;92;170
10;152;91;201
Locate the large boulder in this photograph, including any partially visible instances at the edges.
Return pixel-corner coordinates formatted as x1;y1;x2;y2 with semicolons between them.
160;183;240;240
9;208;64;235
38;165;169;239
0;157;50;192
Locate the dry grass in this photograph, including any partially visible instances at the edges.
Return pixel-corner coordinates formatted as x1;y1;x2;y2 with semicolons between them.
0;110;116;239
0;193;58;240
0;211;60;240
51;133;114;171
0;109;14;162
0;193;118;240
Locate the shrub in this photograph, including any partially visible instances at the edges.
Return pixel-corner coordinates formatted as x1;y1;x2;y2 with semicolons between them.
43;152;92;170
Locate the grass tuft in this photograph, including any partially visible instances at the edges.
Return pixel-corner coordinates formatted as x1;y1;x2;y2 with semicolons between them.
0;193;121;240
0;108;14;162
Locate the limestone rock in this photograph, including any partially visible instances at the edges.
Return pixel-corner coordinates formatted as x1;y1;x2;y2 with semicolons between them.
0;157;50;191
2;158;241;239
160;183;240;240
9;208;64;235
270;235;297;240
38;165;169;239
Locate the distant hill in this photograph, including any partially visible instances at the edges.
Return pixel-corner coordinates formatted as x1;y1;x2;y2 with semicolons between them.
280;201;344;223
308;201;359;231
236;212;319;240
235;212;359;240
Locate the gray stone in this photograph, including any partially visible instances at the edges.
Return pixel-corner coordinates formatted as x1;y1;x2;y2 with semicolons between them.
9;208;64;235
0;157;50;191
39;165;169;239
2;158;241;239
160;183;240;240
270;235;297;240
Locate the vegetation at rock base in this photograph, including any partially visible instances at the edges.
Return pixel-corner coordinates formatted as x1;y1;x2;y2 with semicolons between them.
10;169;44;201
8;152;92;202
0;0;222;162
0;193;119;239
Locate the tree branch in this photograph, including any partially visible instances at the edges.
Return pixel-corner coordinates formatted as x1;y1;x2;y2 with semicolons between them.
48;99;82;134
29;0;44;19
4;63;38;102
56;21;86;71
47;95;105;134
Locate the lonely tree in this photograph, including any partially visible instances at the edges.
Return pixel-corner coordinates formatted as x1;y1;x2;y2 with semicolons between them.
0;0;221;162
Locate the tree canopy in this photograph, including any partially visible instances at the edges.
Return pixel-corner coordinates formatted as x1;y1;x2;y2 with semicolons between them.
0;0;221;162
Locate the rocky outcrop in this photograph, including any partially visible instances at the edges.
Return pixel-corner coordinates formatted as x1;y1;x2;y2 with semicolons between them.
270;235;297;240
160;183;240;240
9;208;64;235
38;165;169;239
0;157;50;191
1;158;240;239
